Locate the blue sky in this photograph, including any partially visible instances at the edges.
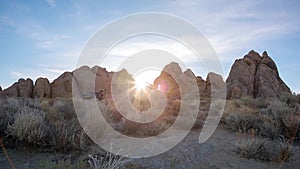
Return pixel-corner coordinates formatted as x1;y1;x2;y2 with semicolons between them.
0;0;299;93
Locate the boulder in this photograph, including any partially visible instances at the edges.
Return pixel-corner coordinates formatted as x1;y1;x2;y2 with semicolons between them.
92;66;114;95
0;78;33;98
0;81;19;98
196;76;206;94
226;50;258;99
33;78;51;98
226;50;291;99
205;72;225;97
18;78;34;97
254;52;290;97
51;72;73;98
153;62;182;99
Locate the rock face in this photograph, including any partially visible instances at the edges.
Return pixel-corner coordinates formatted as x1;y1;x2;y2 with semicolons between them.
0;78;33;98
153;62;224;99
226;50;291;99
254;52;290;98
33;78;51;98
206;72;225;97
51;72;73;98
0;51;292;100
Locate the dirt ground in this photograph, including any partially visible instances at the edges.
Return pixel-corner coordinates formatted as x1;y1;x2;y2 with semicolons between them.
1;125;299;169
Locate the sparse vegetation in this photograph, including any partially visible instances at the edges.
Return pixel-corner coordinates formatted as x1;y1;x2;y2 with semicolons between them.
88;151;129;169
236;132;292;162
6;106;46;145
224;94;299;162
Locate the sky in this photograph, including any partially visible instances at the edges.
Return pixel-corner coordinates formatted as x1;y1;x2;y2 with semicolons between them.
0;0;299;93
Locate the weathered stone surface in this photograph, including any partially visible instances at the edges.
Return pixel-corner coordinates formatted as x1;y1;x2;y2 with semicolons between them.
226;50;291;99
33;78;51;98
206;72;225;97
50;72;73;98
18;78;34;97
254;52;290;98
0;78;33;98
153;62;182;99
92;66;114;95
226;51;258;99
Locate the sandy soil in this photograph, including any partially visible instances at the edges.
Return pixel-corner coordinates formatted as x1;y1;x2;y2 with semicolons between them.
1;126;299;169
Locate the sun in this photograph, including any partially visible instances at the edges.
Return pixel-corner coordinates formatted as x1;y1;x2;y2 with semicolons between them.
133;69;160;91
134;80;147;91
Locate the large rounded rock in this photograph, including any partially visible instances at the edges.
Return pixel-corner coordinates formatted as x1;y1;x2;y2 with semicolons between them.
226;50;258;99
33;78;51;98
205;72;225;97
0;78;33;98
254;52;290;98
92;66;114;95
226;50;291;99
18;78;34;97
51;72;73;98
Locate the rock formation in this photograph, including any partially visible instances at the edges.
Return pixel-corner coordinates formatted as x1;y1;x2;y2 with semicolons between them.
51;72;73;98
33;78;51;98
0;50;291;100
0;78;33;98
153;62;223;99
226;50;290;99
0;86;2;91
206;72;225;97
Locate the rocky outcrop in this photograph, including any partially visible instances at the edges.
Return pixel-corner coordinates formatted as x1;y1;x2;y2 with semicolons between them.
226;50;291;99
92;66;114;94
254;51;290;98
0;86;2;91
0;78;33;98
0;51;291;100
153;62;182;99
51;72;73;98
33;78;51;98
206;72;225;97
153;62;224;99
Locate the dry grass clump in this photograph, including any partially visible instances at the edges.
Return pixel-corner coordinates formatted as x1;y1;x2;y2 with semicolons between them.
226;94;299;162
225;95;300;140
6;106;46;145
88;151;129;169
236;132;292;162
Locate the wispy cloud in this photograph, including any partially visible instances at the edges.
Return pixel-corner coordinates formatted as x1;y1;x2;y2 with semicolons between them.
16;23;71;49
11;71;25;79
46;0;56;8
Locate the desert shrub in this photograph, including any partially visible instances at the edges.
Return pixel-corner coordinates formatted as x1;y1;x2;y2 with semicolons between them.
6;106;46;144
70;129;92;151
88;151;129;169
279;93;298;106
226;96;299;140
268;99;294;117
37;159;86;169
224;113;257;132
236;132;267;160
282;110;300;139
236;132;292;161
241;96;256;108
48;120;75;149
254;98;268;109
254;115;284;139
